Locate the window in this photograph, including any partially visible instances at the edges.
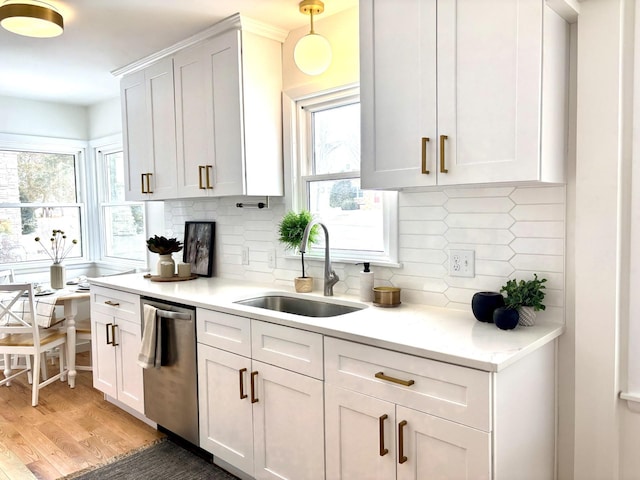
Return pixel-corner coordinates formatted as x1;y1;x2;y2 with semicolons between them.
294;88;398;264
97;148;146;262
0;149;84;264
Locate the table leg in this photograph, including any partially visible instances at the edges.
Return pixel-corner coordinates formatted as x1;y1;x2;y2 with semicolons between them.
63;299;77;388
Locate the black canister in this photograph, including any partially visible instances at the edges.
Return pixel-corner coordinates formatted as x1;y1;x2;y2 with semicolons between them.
471;291;505;323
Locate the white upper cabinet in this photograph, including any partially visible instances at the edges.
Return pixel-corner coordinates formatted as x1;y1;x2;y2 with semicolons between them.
360;0;569;190
119;14;285;201
121;57;178;200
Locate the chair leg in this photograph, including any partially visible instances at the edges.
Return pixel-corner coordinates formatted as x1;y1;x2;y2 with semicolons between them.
59;345;67;382
4;354;12;386
40;353;48;381
25;355;33;384
31;353;40;407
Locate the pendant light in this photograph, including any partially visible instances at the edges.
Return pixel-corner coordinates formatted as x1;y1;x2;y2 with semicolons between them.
294;0;332;76
0;0;63;38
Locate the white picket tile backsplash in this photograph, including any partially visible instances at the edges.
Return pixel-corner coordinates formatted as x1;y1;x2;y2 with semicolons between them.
164;185;565;322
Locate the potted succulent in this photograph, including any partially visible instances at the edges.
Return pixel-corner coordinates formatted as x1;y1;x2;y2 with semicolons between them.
499;274;547;327
278;210;318;292
146;235;183;277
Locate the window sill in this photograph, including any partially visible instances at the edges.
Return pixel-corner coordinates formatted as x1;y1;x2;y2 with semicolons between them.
283;253;401;269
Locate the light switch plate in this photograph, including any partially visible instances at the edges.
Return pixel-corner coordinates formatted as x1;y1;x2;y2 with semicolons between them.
449;249;475;278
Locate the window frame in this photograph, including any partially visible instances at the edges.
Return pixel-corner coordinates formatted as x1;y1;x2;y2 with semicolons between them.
0;133;89;270
286;86;399;266
91;137;147;268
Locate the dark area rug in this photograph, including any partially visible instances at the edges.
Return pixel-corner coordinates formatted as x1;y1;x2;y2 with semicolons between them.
68;439;238;480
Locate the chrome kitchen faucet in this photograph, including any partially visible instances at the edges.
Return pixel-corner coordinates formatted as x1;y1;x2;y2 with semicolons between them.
300;220;339;296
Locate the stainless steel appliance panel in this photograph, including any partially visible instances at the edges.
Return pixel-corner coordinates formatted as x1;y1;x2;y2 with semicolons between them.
141;298;198;445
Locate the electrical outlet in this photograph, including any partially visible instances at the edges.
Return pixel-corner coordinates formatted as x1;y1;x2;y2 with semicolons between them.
449;249;475;278
268;249;276;269
242;246;249;265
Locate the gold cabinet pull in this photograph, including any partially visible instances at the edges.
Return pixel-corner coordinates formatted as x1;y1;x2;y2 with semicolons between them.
206;165;213;189
146;173;153;193
398;420;408;464
105;323;113;345
104;300;120;307
141;174;147;194
250;371;259;403
239;368;248;400
439;135;448;173
375;371;415;387
421;137;430;174
111;324;119;347
379;414;389;456
198;166;205;189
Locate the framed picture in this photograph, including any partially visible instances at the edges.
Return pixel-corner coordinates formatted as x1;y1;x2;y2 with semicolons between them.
183;221;215;277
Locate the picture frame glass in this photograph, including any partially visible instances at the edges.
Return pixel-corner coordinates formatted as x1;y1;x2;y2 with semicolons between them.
183;221;215;277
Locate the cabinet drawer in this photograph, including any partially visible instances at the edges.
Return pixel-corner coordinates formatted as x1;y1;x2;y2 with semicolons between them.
197;308;251;357
324;337;491;431
91;286;140;323
251;321;323;380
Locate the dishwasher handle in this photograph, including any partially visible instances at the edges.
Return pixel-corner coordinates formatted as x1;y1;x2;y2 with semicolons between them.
154;308;192;320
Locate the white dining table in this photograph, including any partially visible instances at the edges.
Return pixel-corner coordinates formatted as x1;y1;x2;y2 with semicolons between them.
54;289;90;388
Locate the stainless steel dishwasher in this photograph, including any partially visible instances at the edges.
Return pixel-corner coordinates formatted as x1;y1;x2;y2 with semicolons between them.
140;297;198;445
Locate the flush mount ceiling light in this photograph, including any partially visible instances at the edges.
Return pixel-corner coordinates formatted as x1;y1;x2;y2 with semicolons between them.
294;0;332;76
0;0;63;38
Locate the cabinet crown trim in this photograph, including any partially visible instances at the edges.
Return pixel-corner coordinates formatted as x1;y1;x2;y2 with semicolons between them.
111;13;287;78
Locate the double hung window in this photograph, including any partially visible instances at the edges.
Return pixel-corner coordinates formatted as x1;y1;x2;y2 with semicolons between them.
0;149;84;265
294;88;397;264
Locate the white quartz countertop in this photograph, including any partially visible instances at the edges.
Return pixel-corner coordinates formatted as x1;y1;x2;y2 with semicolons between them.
90;274;564;372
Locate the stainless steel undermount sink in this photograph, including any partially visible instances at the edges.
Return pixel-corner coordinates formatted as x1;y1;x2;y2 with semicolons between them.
234;294;364;318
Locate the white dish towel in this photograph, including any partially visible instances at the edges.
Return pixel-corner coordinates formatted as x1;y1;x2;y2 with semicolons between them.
138;304;161;369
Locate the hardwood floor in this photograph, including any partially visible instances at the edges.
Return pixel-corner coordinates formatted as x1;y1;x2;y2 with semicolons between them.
0;354;164;479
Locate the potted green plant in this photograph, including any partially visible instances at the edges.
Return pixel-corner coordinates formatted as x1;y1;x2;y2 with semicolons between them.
146;235;183;277
499;274;547;326
278;210;318;292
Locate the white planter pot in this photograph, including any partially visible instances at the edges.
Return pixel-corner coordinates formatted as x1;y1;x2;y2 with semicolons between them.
518;306;537;326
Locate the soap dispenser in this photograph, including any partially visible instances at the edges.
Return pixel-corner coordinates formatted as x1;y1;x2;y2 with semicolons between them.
359;262;375;302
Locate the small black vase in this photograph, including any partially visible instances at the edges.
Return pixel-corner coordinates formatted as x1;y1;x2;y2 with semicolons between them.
493;307;519;330
471;292;505;323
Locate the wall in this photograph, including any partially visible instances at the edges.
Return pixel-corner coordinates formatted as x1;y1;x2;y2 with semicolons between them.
0;95;88;139
87;97;121;140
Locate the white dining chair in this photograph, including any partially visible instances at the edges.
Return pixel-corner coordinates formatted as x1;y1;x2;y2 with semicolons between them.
0;283;68;406
0;269;34;378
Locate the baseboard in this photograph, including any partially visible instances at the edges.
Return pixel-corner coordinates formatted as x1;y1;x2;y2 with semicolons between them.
104;394;156;428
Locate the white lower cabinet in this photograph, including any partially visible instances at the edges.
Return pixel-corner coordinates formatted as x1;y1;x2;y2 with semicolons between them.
90;286;144;414
197;309;325;479
325;384;490;480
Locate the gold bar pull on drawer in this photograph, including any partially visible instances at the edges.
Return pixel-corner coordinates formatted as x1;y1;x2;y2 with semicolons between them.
421;137;430;174
104;300;120;307
375;371;415;387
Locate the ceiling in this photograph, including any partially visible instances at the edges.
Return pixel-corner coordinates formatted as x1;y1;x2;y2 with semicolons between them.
0;0;357;107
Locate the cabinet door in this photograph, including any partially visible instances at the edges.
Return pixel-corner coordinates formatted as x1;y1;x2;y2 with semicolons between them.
198;344;254;475
396;406;490;480
114;318;145;413
325;384;396;480
90;310;117;398
436;0;542;184
121;70;149;201
252;360;325;480
174;44;213;197
145;57;178;199
202;30;245;197
360;0;437;189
